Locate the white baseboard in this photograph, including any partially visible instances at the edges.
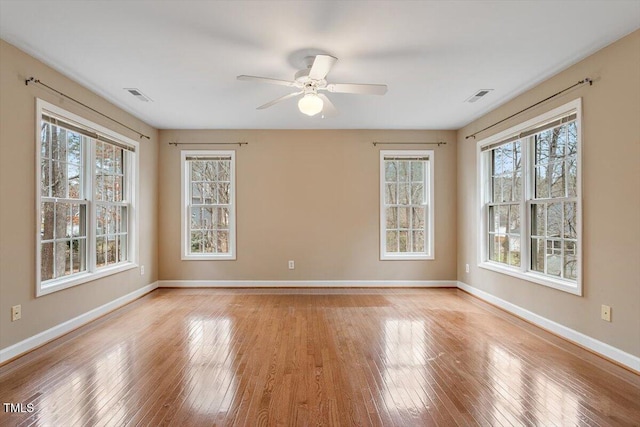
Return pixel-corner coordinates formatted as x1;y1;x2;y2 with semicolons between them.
158;280;457;288
457;281;640;373
0;282;158;364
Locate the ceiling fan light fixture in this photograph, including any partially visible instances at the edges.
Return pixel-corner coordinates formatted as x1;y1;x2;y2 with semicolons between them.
298;93;323;116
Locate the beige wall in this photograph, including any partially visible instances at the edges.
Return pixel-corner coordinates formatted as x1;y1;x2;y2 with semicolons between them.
0;40;159;349
457;30;640;357
158;129;457;282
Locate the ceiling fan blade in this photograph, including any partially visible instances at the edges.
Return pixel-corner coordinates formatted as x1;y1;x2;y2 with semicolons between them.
325;83;387;95
256;91;303;110
308;55;338;80
237;75;299;88
317;94;338;117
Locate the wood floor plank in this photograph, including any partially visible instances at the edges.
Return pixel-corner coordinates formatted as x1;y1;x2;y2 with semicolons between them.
1;288;639;426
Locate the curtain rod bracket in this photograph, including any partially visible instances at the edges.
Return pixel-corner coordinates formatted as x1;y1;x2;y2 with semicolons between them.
25;76;151;140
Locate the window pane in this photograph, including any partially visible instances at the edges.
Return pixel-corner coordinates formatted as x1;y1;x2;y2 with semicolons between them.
41;242;54;281
114;175;123;202
55;240;69;278
412;231;425;252
190;206;201;230
514;172;522;201
531;238;544;273
385;161;397;182
41;202;55;240
535;165;549;199
567;122;578;155
509;205;520;234
398;183;410;205
107;236;117;264
55;203;71;239
509;236;521;267
397;161;409;182
218;182;230;204
502;175;513;202
550;161;565;198
41;160;51;197
68;165;81;199
564;241;577;280
564;202;577;239
217;231;230;253
51;160;67;198
411;183;424;204
498;205;509;234
218;161;231;181
119;235;127;262
203;231;215;253
385;183;396;204
492;148;503;175
546;240;561;277
96;205;106;236
412;207;425;230
398;207;409;229
489;235;501;262
536;131;551;165
386;231;398;253
492;176;502;203
547;202;562;237
531;203;545;237
411;161;424;181
567;157;577;197
191;231;203;253
67;133;82;165
488;206;497;233
386;207;397;229
52;127;67;161
398;230;409;252
96;237;106;267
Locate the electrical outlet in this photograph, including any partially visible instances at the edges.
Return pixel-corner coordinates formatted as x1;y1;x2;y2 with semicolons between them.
601;305;611;322
288;260;295;270
465;264;470;273
11;305;21;322
140;265;145;275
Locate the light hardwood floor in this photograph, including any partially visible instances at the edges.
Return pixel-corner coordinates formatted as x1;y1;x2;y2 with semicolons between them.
1;288;639;426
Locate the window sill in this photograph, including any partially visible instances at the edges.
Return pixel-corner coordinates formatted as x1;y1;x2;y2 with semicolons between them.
478;261;581;296
37;262;138;297
381;254;434;261
182;254;236;261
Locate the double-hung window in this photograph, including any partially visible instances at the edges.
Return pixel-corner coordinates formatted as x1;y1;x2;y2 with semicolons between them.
479;99;581;295
37;99;138;296
181;151;236;260
380;150;434;260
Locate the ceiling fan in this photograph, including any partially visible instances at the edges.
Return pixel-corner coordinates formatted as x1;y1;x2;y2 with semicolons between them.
237;55;387;117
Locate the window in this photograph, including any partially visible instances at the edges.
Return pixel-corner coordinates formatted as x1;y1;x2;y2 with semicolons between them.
181;151;236;260
479;99;581;295
36;99;138;296
380;150;434;260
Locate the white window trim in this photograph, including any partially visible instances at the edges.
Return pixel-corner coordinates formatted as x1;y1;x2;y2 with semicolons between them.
476;98;582;295
379;150;435;261
181;150;237;260
35;99;139;297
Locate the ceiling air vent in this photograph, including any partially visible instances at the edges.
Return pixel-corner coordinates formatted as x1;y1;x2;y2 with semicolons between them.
465;89;493;103
124;88;152;102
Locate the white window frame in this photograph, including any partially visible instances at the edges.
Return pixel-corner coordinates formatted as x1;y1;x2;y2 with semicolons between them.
181;150;236;260
477;98;582;295
380;150;435;260
35;99;139;297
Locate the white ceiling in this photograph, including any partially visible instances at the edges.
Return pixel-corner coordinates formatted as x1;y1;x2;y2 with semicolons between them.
1;1;638;130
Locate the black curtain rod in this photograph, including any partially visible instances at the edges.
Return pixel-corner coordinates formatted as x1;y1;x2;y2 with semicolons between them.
25;77;151;140
373;141;446;147
465;78;593;140
169;141;248;147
